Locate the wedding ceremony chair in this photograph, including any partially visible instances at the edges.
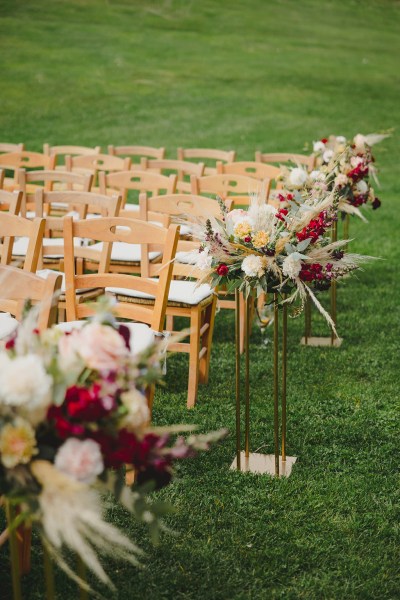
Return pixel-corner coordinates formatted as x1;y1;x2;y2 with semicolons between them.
0;264;61;337
0;143;24;153
0;151;56;192
43;144;101;165
17;169;93;216
254;151;316;172
139;158;205;193
0;189;22;215
109;192;220;408
108;144;166;164
62;215;179;407
217;160;281;183
177;147;236;175
65;153;131;190
190;172;270;207
0;212;45;272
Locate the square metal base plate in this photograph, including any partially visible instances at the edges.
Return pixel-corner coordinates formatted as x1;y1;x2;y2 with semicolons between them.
230;451;297;477
300;336;343;348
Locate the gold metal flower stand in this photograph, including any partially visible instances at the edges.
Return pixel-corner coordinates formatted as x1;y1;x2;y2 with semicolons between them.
230;291;297;477
300;220;343;347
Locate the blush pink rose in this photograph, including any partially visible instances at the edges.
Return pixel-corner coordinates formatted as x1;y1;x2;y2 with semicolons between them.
54;438;104;483
77;323;129;371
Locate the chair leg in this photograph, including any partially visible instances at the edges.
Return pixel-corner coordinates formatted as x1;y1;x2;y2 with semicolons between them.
187;307;201;409
199;297;217;385
165;314;174;332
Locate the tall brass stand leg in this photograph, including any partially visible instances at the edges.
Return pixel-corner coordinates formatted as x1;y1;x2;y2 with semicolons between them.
281;299;287;462
244;294;251;458
304;296;311;344
273;293;280;476
330;219;337;346
235;289;241;470
6;502;22;600
43;540;56;600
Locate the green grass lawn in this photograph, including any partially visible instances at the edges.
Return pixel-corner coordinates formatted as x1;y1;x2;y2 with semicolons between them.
1;1;399;598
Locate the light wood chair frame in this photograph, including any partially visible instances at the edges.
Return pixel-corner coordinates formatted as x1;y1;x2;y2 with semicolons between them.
108;145;166;161
177;147;236;175
0;212;45;272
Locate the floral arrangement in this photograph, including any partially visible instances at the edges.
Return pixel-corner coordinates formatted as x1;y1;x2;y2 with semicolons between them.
193;195;373;333
277;132;388;221
0;303;226;589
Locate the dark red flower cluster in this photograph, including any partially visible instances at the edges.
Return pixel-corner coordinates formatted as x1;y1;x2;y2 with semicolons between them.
276;192;294;203
351;194;368;208
216;263;229;276
299;262;333;284
276;208;288;222
296;211;333;243
372;197;381;210
347;162;369;182
321;138;328;144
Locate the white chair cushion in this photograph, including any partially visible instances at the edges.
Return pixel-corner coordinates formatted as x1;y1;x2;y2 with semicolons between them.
175;250;199;265
90;242;161;263
123;204;140;212
106;279;213;305
55;321;156;356
179;224;192;236
36;269;94;294
0;313;19;340
12;236;84;258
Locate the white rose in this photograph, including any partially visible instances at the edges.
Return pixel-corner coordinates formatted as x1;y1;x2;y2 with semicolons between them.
196;248;213;271
77;322;129;371
289;168;308;188
350;156;364;168
241;255;265;278
225;209;249;235
0;354;52;412
313;141;326;153
310;170;326;182
120;389;150;430
334;173;348;187
55;438;104;484
322;149;334;163
58;330;84;374
282;254;302;279
356;180;369;195
336;136;346;143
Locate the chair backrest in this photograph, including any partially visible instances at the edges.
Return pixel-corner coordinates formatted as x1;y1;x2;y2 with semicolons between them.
43;144;101;162
108;145;166;161
18;169;93;214
139;193;230;279
65;154;131;183
190;173;269;206
63;216;179;330
217;160;281;182
0;190;22;214
99;170;177;207
0;213;45;271
0;152;56;182
140;158;205;193
0;143;24;153
177;148;236;175
0;264;62;331
255;151;316;172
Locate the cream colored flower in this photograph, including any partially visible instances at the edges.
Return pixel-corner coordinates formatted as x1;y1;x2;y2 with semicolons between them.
234;220;252;239
282;254;302;279
334;173;348;187
289;168;308;188
0;354;52;412
252;230;269;249
196;248;213;271
0;417;37;468
313;141;326;153
355;180;369;195
241;255;266;278
120;389;150;430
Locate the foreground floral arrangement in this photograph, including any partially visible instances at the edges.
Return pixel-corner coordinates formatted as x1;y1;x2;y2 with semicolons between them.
278;132;388;221
193;194;373;332
0;304;226;589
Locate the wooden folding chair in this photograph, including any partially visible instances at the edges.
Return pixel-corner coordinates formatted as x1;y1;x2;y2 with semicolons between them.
190;173;270;207
0;143;24;153
140;158;205;193
0;189;23;215
65;153;130;191
177;148;236;175
63;216;179;408
217;160;281;183
43;144;101;164
18;169;93;216
254;151;316;173
0;212;45;272
114;193;221;408
108;144;165;164
0;152;56;202
0;264;62;334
